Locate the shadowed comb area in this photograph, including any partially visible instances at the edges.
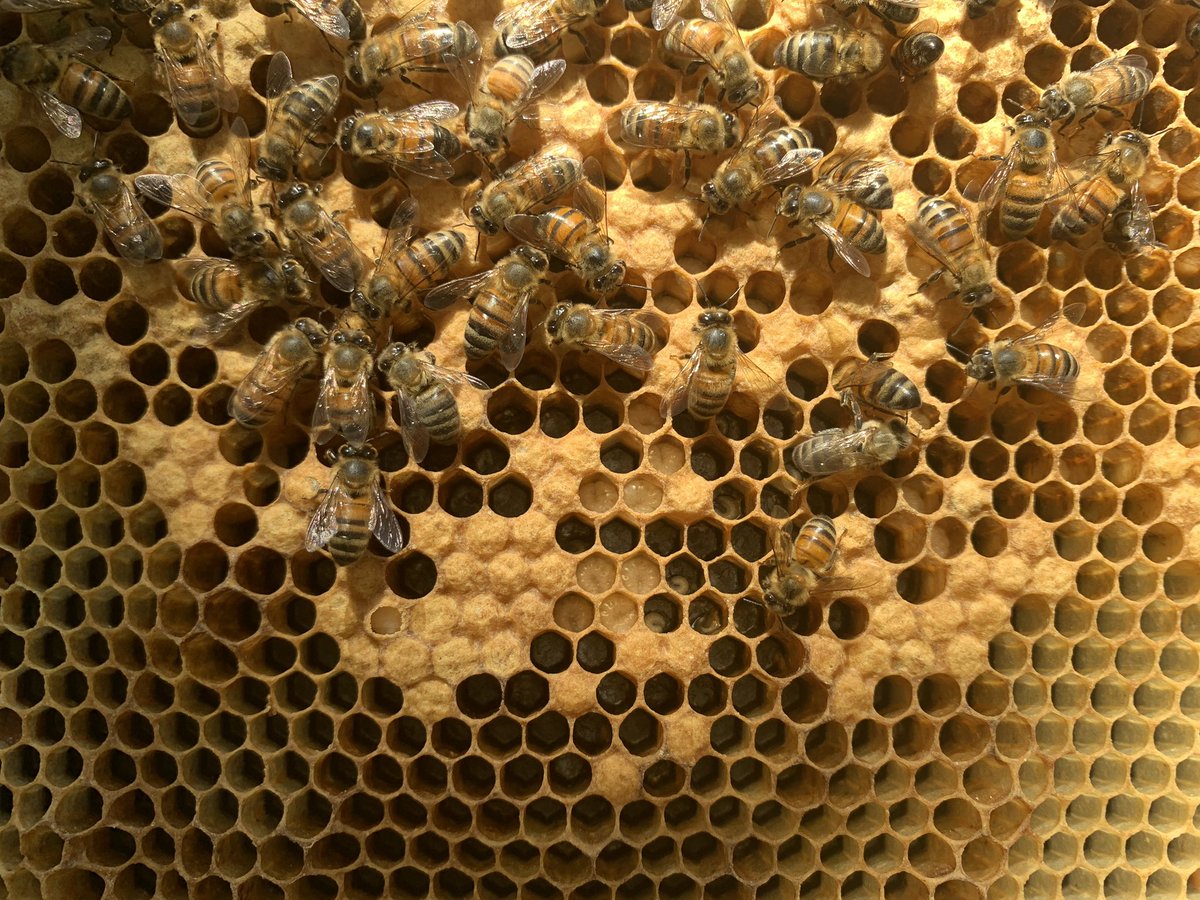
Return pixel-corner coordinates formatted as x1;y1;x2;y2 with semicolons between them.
0;0;1196;897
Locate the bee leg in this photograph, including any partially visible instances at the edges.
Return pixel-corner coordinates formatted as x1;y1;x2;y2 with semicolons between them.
681;150;693;185
913;267;946;294
778;233;814;253
566;26;597;63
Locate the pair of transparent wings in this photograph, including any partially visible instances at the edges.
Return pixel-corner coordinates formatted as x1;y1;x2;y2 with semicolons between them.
85;180;163;264
359;195;421;295
660;342;787;416
794;424;888;475
991;302;1085;397
391;362;486;462
283;194;366;293
313;357;375;447
156;19;238;128
424;262;538;372
976;120;1072;234
494;0;599;49
305;465;405;556
290;0;358;39
799;156;893;278
478;58;566;128
368;101;462;178
181;257;264;342
565;309;670;372
135;118;255;225
906;197;991;283
229;323;323;421
20;28;112;139
652;0;743;38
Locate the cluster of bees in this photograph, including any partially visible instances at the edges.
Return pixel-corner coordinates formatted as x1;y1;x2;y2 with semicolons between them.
0;0;1162;616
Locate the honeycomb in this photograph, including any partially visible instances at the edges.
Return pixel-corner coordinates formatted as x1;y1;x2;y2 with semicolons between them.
0;0;1198;895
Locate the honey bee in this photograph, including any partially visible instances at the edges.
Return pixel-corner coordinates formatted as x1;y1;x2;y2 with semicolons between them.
760;515;839;617
700;119;823;216
288;0;367;41
306;444;405;567
314;310;378;446
506;158;627;300
150;1;238;137
776;159;889;277
544;303;668;372
908;195;994;310
833;354;921;419
76;159;163;264
618;100;740;179
891;27;943;79
1052;130;1151;243
424;246;550;371
467;147;584;235
831;0;925;29
494;0;605;55
819;155;895;210
465;55;566;168
977;111;1069;240
256;52;341;183
1038;54;1152;127
652;0;763;108
959;305;1082;399
351;198;468;326
792;418;915;479
338;101;463;179
1103;192;1164;255
276;183;366;294
376;342;487;462
228;318;329;428
0;28;131;139
774;22;885;81
184;254;309;341
661;306;785;419
136;119;272;259
345;7;480;97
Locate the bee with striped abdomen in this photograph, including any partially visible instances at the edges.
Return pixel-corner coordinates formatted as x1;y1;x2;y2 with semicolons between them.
653;0;763;108
977;111;1070;240
661;303;785;419
228;318;329;428
544;304;668;372
833;354;921;419
494;0;605;56
184;254;309;341
276;183;366;294
619;100;739;180
760;515;839;617
959;305;1083;400
338;101;462;179
776;156;889;277
1038;54;1152;127
700;117;823;216
424;246;550;371
288;0;367;41
350;198;467;327
467;147;584;235
1052;130;1151;244
345;6;479;97
908;194;994;311
150;1;237;137
506;157;627;300
306;444;404;567
377;343;487;462
256;52;340;183
0;28;130;139
465;55;566;169
774;21;885;81
891;26;943;79
137;120;272;259
314;310;378;446
76;159;163;264
792;418;915;479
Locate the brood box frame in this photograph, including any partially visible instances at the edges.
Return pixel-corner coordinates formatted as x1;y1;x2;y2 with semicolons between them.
0;0;1197;897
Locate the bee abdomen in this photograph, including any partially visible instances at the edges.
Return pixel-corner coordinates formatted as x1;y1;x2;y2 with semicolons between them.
328;519;370;565
775;32;834;78
917;196;973;258
418;385;461;444
466;293;511;358
61;63;132;120
867;370;921;411
690;369;735;419
793;515;837;572
1031;344;1079;380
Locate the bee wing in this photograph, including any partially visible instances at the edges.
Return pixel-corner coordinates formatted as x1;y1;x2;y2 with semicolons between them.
399;100;460;121
135;172;211;219
389;146;456;179
341;365;375;447
495;0;579;48
512;59;567;122
394;386;431;463
304;473;345;552
735;351;788;410
227;116;256;204
193;300;260;343
1013;371;1078;398
822;158;894;198
428;364;489;391
34;90;83;140
907;210;964;275
311;364;339;442
291;0;351;38
814;220;871;277
1120;183;1159;250
1011;303;1085;346
771;525;794;568
496;293;532;372
377;198;418;270
575;159;607;225
618;101;699;150
832;357;892;392
424;269;492;310
369;479;405;553
265;51;296;100
760;148;826;185
581;310;666;372
194;33;239;114
229;336;307;421
700;0;749;50
651;0;686;30
1086;54;1149;106
49;26;112;56
296;211;365;293
93;181;163;264
976;143;1019;231
661;345;705;417
505;213;568;263
799;427;874;469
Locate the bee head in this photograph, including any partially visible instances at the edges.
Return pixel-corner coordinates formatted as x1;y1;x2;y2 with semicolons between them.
1037;89;1070;122
698;309;732;329
376;342;402;375
964;347;995;382
962;285;993;308
469;202;499;235
350;288;383;321
725;71;761;110
777;187;802;219
700;180;729;215
78;159;112;182
545;303;571;338
295;318;328;349
516;245;549;272
337;117;358;152
594;261;626;297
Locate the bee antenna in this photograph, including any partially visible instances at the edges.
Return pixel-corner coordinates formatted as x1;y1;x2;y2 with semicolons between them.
944;338;972;364
767;210;780;237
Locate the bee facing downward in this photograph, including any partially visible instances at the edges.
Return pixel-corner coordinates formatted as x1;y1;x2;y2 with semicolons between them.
306;445;405;567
